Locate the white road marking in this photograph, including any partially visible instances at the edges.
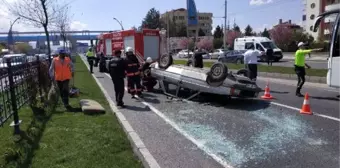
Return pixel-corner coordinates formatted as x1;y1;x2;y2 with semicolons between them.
104;73;234;168
270;102;340;122
104;72;340;123
80;56;161;168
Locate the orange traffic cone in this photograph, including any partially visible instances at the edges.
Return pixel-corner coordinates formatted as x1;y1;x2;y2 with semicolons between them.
300;93;312;115
261;82;273;99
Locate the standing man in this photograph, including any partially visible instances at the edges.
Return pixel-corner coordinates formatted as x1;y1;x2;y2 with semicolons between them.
244;44;263;81
49;49;74;110
266;48;274;66
86;48;95;73
294;42;321;97
125;47;143;98
193;48;204;68
108;50;126;108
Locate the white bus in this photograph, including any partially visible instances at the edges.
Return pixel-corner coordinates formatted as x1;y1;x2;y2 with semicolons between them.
313;9;340;88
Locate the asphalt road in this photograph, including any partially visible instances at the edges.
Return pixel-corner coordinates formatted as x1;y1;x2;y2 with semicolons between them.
174;57;327;69
81;55;339;168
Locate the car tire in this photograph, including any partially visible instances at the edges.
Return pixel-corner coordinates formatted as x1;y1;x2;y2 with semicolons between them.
236;68;249;77
206;62;228;87
158;54;173;69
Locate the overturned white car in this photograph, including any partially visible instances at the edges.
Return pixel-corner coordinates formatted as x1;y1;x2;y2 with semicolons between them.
149;54;262;100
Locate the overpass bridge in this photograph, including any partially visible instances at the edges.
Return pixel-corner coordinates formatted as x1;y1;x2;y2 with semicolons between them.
0;30;112;42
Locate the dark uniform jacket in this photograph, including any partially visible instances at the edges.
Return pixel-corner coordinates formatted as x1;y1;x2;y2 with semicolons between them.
193;51;204;68
108;57;127;79
125;55;140;77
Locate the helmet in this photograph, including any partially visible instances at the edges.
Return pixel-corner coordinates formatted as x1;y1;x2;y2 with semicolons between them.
58;49;66;54
298;42;305;47
125;47;134;53
146;57;152;63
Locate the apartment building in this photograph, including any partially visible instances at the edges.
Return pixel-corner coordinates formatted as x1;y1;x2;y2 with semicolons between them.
274;19;303;32
160;8;213;37
302;0;340;41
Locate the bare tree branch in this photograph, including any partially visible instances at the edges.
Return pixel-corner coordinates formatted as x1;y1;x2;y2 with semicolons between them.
2;0;71;62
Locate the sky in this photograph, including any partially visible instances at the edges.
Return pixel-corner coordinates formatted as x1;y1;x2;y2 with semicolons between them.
0;0;304;33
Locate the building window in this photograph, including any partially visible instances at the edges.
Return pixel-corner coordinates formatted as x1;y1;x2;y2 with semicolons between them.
302;15;306;21
311;3;315;9
310;14;315;20
310;26;313;31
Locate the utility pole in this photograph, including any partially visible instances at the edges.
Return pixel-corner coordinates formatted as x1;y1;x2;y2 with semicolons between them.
223;0;227;49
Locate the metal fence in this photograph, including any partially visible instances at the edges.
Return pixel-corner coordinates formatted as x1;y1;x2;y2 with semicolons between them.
0;55;50;134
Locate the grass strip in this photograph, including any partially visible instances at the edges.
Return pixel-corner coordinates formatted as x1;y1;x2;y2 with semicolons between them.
0;56;142;168
173;60;327;77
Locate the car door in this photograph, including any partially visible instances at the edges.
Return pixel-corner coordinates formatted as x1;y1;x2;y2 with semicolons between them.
328;13;340;88
314;10;340;88
224;51;234;63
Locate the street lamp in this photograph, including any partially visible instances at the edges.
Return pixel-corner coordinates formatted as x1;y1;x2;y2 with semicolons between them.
113;17;124;30
7;17;20;51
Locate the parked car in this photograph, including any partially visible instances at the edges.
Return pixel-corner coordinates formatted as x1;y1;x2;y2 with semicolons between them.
202;52;211;59
210;49;228;59
0;54;27;69
218;50;246;64
176;49;194;58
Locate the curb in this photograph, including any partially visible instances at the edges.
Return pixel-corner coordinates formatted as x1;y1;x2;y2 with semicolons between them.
79;56;161;168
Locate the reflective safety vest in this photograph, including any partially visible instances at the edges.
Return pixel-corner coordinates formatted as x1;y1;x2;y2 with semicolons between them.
125;57;140;77
86;51;95;57
54;57;72;81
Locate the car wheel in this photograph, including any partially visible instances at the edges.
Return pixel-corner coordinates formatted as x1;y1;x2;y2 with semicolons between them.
158;54;173;69
236;69;249;77
206;62;228;87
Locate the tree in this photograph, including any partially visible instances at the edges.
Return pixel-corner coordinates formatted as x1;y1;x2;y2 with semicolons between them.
233;24;241;33
213;38;223;49
226;30;242;50
213;25;224;39
262;28;270;38
270;25;293;51
244;25;253;36
14;42;32;54
179;38;194;50
196;37;213;51
176;23;187;37
54;5;71;49
141;8;162;29
6;0;67;62
198;28;205;36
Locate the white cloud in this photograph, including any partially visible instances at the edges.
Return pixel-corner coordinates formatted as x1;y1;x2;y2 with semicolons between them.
249;0;273;5
0;1;88;32
0;2;42;32
70;21;88;31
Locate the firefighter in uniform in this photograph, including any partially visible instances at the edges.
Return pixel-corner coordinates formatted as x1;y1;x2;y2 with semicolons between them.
141;57;157;91
108;50;127;107
125;47;143;98
49;49;74;110
86;48;95;73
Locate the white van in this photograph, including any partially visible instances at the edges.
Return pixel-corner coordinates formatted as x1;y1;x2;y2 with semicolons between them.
234;37;283;62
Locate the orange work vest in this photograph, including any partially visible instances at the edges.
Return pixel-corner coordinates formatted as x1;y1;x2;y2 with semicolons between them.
54;57;72;81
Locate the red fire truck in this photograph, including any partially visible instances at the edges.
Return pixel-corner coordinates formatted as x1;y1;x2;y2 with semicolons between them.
96;29;163;62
